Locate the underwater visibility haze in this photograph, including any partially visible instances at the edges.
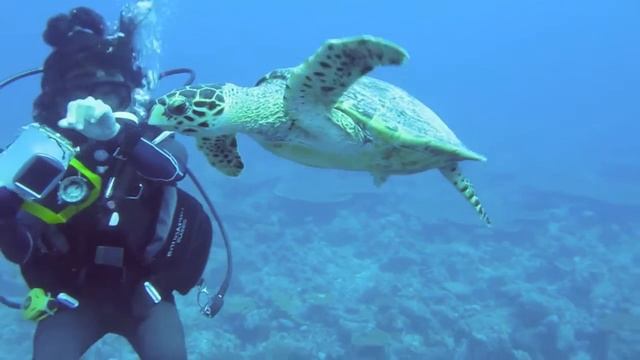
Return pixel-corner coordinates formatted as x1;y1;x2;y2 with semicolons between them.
0;0;638;358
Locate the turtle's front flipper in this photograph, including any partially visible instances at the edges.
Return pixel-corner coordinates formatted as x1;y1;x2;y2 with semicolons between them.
285;36;408;132
439;164;491;226
196;135;244;176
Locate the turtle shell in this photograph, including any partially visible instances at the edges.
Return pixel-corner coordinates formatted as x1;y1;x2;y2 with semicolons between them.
335;76;485;161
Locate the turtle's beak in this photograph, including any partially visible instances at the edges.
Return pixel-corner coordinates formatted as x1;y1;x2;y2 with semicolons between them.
147;103;169;127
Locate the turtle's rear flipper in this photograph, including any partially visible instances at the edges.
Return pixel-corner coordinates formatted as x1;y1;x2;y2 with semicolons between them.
196;135;244;176
371;172;389;186
439;164;491;226
285;36;408;133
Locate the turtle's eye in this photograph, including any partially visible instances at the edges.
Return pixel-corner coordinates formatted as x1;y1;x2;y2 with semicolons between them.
167;97;190;116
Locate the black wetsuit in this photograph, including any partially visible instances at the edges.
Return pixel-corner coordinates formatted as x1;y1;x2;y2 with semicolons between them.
0;123;212;359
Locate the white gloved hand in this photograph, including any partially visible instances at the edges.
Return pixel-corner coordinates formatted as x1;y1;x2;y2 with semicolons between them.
58;96;121;141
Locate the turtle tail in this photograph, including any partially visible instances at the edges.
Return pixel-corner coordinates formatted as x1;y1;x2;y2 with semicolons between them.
439;164;491;226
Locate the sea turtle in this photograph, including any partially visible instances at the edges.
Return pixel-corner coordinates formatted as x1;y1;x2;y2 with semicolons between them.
148;35;491;225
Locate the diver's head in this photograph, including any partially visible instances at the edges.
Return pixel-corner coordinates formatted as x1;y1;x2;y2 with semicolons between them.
34;65;139;145
61;68;134;111
33;6;144;144
43;7;106;48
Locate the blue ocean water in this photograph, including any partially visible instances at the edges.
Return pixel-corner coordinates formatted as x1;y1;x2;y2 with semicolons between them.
0;0;638;358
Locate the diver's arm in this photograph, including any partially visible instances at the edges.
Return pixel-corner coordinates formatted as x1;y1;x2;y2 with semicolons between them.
59;98;186;182
113;121;187;182
0;188;34;264
148;131;188;176
130;136;187;182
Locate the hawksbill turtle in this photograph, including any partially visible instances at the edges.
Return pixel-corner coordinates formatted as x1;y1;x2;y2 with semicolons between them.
148;35;491;225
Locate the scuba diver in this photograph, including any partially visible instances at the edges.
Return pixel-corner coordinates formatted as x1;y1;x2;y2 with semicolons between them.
0;5;230;359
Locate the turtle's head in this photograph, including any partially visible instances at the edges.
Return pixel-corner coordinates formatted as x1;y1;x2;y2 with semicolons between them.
148;84;228;135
